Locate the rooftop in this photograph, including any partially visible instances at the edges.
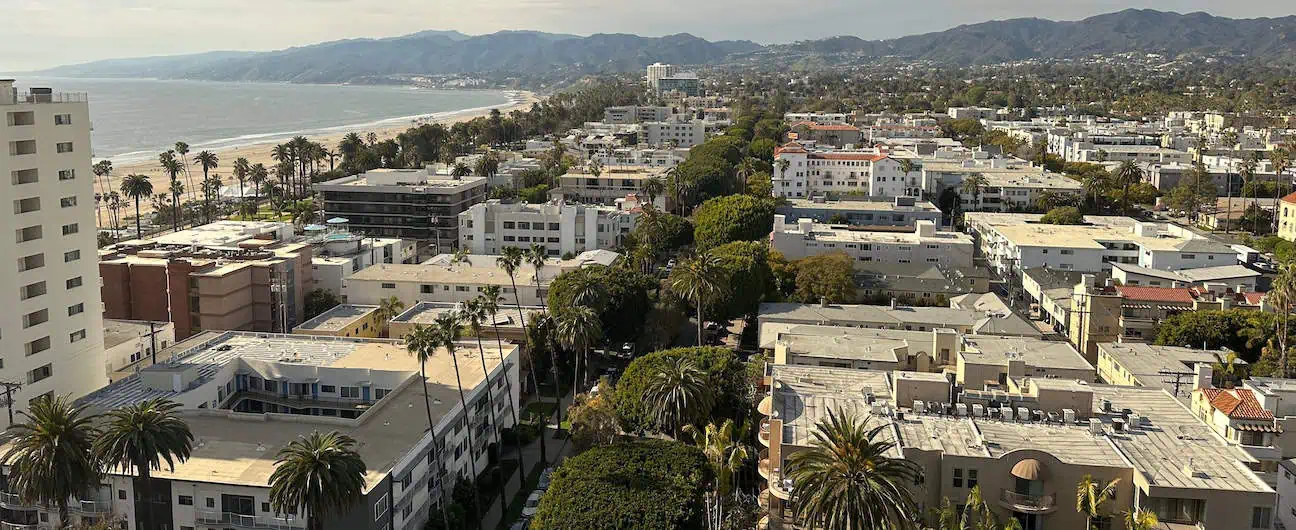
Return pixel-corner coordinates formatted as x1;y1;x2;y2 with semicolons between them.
103;319;166;350
779;198;942;213
777;221;973;246
958;335;1093;371
317;168;486;190
770;365;898;451
129;220;292;248
758;300;1041;348
966;213;1233;253
392;301;541;328
294;305;378;332
1097;342;1226;397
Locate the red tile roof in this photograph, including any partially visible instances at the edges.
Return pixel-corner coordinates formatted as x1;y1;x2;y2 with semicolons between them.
1203;388;1274;420
1114;285;1195;304
1244;292;1266;305
811;153;887;162
774;142;808;156
1283;191;1296;205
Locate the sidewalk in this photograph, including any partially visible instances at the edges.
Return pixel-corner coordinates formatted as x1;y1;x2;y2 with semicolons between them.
481;390;576;529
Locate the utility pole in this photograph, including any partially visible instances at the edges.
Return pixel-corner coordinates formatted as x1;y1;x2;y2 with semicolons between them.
149;320;158;366
1159;369;1197;398
0;381;25;426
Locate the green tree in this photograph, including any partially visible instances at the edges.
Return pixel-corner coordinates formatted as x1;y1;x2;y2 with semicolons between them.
568;380;620;451
403;325;451;528
1040;206;1086;225
961;173;988;210
682;419;752;498
374;296;404;337
748;138;777;163
671;252;730;346
699;241;775;322
1076;475;1121;530
614;347;745;435
692;195;776;251
477;287;529;471
458;298;507;514
303;289;341;321
0;395;101;525
1113;160;1144;214
267;431;367;530
646;357;714;438
194;150;220;223
1122;509;1159;530
547;265;655;345
790;252;856;303
556;306;603;396
786;408;923;530
1154;309;1277;363
119;173;153;239
529;440;710;530
94;397;193;530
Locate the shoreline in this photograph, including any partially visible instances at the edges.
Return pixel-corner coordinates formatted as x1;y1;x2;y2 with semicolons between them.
96;89;539;227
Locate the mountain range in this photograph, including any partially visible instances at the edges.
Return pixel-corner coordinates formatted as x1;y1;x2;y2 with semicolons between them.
38;9;1296;83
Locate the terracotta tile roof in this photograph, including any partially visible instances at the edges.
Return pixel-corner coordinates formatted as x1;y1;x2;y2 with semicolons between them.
1203;388;1274;420
1114;285;1195;304
1282;191;1296;205
1244;292;1266;305
811;153;887;162
799;123;861;132
774;142;808;156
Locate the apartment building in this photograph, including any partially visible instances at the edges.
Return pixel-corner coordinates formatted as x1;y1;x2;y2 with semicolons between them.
787;122;863;147
1067;276;1251;360
603;105;672;124
856;263;991;306
947;106;1000;120
758;363;1275;530
99;222;314;341
770;217;974;269
1096;342;1230;399
783;112;850;125
552;167;668;207
291;304;383;338
389;302;540;344
772;142;917;199
1110;262;1260;294
44;331;520;530
458;198;639;256
654;74;701;97
1279;191;1296;242
103;319;175;381
317;168;487;252
920;158;1083;212
756;298;1041;349
592;147;687;170
2;79;109;410
1144;163;1237;193
645;63;677;90
642;117;708;148
308;230;416;298
343;250;620;307
776;196;943;227
966;213;1236;277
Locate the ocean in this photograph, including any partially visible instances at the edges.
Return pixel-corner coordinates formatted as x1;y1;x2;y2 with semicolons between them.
11;77;515;162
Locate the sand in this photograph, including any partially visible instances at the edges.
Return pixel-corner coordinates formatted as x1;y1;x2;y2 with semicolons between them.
95;91;539;227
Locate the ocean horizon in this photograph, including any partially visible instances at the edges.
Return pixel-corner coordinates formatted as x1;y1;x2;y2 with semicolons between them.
7;77;516;163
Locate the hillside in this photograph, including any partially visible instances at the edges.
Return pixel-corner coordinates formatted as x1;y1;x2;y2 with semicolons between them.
39;9;1296;82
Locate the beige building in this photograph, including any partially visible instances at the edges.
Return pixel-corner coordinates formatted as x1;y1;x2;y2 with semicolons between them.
1096;342;1234;399
770;217;975;269
551;167;669;208
1279;191;1296;242
292;304;382;338
757;299;1041;350
102;319;175;381
389;302;540;345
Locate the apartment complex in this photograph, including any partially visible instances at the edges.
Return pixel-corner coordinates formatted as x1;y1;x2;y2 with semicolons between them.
645;63;677;90
552;168;668;207
99;221;313;341
756;299;1041;349
770;217;974;269
771;142;917;199
642;116;708;148
966;213;1236;276
2;79;109;410
602;105;672;124
317;168;488;252
1279;191;1296;242
776;197;943;227
787;121;863;147
102;319;176;381
291;304;383;338
308;230;416;297
458;198;640;256
53;331;520;530
920;158;1083;212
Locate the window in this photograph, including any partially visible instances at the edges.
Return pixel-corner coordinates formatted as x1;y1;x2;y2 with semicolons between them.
381;282;396;289
1252;506;1272;529
18;253;44;272
503;221;515;229
952;468;963;488
206;498;215;508
70;329;86;342
119;490;127;500
373;493;389;521
14;197;40;214
320;385;337;393
375;388;391;399
68;303;84;316
178;495;193;506
518;222;530;229
56;142;74;153
1182;254;1196;260
262;502;271;513
548;223;560;230
62;223;79;235
341;386;361;399
60;196;77;208
64;250;80;262
54;114;72;125
25;337;50;356
16;225;42;243
23;309;49;328
27;364;52;383
58;169;75;181
11;168;38;185
66;276;83;289
967;469;978;488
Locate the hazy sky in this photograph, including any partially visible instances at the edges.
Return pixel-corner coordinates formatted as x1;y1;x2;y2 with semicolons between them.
2;0;1294;71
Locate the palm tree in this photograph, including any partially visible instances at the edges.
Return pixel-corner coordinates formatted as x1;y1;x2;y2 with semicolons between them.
645;356;712;438
1270;147;1290;232
1081;170;1109;212
1122;509;1158;530
735;157;757;195
233;157;251;201
169;179;185;232
1271;262;1296;377
786;408;923;530
375;296;405;337
477;287;529;470
194;151;220;222
643;175;665;205
961;173;989;211
174;141;195;200
93;397;194;530
268;431;367;530
452;162;472;177
670;252;728;346
1076;475;1120;530
92;159;113;214
403;325;451;529
682;419;752;498
556;306;602;397
1113;160;1143;215
0;395;101;526
497;248;549;464
459;299;507;514
432;313;485;530
249;163;269;206
120;174;153;239
1240;152;1261;234
527;245;549;312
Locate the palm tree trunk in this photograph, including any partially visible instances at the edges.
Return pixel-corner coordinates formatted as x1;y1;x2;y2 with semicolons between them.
491;321;528;480
140;466;153;530
416;365;451;529
695;301;705;347
473;337;507;515
509;278;546;465
1225;173;1233;234
449;353;485;530
135;199;142;239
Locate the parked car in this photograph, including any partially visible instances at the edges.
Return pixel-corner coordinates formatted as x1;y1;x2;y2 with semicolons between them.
509;517;530;530
522;491;543;517
537;467;554;490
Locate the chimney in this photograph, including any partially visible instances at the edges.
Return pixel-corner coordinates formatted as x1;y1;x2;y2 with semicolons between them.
890;297;898;309
819;297;830;308
915;220;936;237
1194;362;1213;391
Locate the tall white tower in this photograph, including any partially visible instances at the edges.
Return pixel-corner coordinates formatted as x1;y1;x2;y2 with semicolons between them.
0;79;108;414
646;63;677;91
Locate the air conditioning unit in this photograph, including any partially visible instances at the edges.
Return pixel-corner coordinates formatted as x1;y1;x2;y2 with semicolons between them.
971;404;985;417
1063;408;1076;423
955;403;968;416
913;400;926;414
1002;407;1014;421
1017;407;1030;422
1089;418;1104;435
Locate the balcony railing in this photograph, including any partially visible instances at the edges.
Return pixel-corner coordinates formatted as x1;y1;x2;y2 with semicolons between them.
196;510;302;530
999;490;1056;513
759;419;771;447
1;522;42;530
0;492;36;510
71;499;112;514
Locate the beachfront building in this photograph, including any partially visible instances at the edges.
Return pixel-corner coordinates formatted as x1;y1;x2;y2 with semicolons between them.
317;167;488;254
757;363;1275;530
59;330;520;530
770;217;974;269
552;167;668;208
458;198;639;256
771;142;918;199
343;250;621;307
775;196;943;227
965;213;1236;277
99;221;314;341
603;105;672;124
1;79;109;410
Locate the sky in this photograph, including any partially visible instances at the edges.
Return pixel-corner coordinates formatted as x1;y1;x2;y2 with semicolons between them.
2;0;1294;71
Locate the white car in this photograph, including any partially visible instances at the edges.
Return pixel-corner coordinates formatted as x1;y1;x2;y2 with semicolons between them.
522;491;543;517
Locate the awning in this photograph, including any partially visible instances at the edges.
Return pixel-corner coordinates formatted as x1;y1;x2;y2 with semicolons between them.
326;217;350;224
1011;458;1047;481
1235;423;1283;433
758;395;774;416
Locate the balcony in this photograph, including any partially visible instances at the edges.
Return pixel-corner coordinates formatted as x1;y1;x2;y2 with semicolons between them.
999;490;1057;514
70;499;112;514
758;449;772;479
0;492;36;510
1;523;43;530
196;511;302;530
759;419;771;447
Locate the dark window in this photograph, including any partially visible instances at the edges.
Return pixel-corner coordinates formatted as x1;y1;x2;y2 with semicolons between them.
178;495;193;506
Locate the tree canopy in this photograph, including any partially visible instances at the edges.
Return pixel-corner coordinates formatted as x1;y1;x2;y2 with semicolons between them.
692;195;776;251
1040;206;1086;225
614;347;749;435
546;265;656;345
697;241;776;322
1154;309;1274;363
788;252;856;304
529;439;711;530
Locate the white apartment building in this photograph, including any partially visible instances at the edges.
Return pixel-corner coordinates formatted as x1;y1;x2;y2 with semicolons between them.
310;232;417;298
459;198;639;256
782;112;849;125
772;142;917;199
920;158;1083;212
552;168;668;209
947;106;1000;120
643;117;708;148
102;319;175;379
966;213;1237;277
603;105;672;124
55;331;520;530
593;147;688;169
646;63;677;90
1;79;108;411
770;217;975;269
776;196;944;227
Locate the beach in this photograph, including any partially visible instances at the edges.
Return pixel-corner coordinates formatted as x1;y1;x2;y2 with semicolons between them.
96;90;538;227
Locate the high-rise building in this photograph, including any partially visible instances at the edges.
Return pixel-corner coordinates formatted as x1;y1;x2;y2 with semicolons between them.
1;79;108;411
646;62;677;90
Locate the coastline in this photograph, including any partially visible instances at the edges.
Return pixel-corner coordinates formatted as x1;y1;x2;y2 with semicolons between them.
97;90;538;226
